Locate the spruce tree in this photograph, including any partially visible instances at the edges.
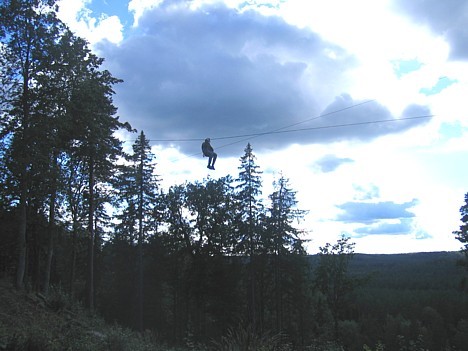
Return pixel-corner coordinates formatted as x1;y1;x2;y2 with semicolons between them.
265;174;307;333
113;131;160;330
235;143;264;330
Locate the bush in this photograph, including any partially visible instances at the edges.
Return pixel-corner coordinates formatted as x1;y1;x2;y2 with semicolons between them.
47;286;76;312
210;324;291;351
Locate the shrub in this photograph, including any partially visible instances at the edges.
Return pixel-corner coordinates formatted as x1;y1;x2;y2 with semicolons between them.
210;323;291;351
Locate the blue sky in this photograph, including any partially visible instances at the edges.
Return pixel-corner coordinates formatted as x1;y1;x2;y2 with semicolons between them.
57;0;468;254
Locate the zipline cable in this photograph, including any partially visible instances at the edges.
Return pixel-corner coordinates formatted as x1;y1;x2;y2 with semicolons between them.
148;100;377;161
215;99;376;142
122;100;434;162
169;114;435;162
213;114;434;152
141;100;375;143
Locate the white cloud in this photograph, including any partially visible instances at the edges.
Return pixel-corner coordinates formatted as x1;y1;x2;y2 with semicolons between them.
128;0;164;27
57;0;124;45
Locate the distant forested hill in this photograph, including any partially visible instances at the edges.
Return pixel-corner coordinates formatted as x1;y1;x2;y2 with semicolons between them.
351;251;466;289
309;251;466;289
306;251;468;350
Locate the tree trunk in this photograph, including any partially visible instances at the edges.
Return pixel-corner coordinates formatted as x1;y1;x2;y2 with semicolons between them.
42;155;58;295
69;221;77;297
87;156;95;310
248;194;257;332
16;53;31;290
275;250;282;333
249;251;256;332
137;153;144;331
16;176;27;290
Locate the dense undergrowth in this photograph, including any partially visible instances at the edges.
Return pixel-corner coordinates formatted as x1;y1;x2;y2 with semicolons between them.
0;279;177;351
0;279;299;351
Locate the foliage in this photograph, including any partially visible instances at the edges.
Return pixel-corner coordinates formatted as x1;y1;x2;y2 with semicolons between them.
314;235;357;339
0;280;161;351
209;323;291;351
453;192;468;269
265;174;308;255
234;142;264;255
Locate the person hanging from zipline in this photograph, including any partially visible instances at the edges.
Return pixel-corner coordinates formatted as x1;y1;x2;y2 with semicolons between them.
201;138;217;170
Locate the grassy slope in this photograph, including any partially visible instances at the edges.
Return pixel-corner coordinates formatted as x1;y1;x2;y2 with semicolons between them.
0;279;160;351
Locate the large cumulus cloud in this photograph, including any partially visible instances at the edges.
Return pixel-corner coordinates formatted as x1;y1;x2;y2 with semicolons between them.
393;0;468;60
98;0;431;156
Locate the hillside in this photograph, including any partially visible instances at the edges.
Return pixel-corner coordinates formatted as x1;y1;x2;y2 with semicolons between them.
0;280;159;351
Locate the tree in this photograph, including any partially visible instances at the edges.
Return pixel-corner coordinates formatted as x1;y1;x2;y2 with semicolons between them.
158;183;194;341
0;0;68;289
113;130;160;330
265;174;307;255
35;26;85;297
314;234;356;339
161;183;194;255
265;174;308;334
42;30;113;296
180;177;238;338
0;0;123;297
235;143;264;330
453;192;468;269
185;176;236;256
65;61;130;310
61;151;88;296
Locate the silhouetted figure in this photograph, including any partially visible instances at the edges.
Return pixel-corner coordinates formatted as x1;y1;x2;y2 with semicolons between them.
201;138;217;170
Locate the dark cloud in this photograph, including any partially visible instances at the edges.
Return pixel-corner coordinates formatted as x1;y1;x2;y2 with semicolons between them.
393;0;468;60
336;199;418;224
315;154;353;173
98;0;432;156
303;95;432;144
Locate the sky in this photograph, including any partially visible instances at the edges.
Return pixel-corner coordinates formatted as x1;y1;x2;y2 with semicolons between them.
56;0;468;254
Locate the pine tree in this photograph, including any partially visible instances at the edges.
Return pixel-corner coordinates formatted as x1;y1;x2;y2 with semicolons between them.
55;31;132;305
65;61;130;310
235;143;264;254
0;0;69;289
113;131;160;330
266;174;307;255
235;143;264;330
265;174;307;333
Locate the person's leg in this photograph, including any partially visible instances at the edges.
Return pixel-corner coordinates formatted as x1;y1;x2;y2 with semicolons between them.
206;151;217;169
